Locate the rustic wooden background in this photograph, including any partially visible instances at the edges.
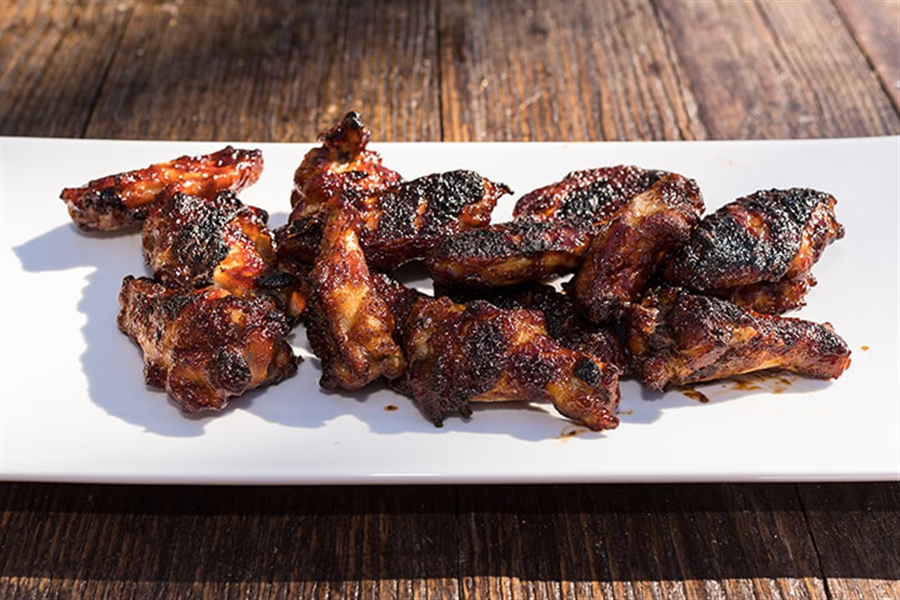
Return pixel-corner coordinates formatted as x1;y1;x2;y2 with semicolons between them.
1;0;898;598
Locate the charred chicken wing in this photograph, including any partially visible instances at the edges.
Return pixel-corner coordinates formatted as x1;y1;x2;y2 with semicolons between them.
627;286;851;390
571;173;704;323
61;146;263;231
303;200;405;390
664;188;844;313
117;276;297;412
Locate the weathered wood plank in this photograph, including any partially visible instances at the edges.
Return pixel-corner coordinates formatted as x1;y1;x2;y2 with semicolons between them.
656;0;899;139
457;484;828;600
835;0;900;111
438;0;705;142
798;483;900;600
0;0;135;137
0;483;461;599
83;0;441;142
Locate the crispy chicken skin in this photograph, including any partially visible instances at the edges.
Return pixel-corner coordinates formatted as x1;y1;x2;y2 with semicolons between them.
304;201;405;390
424;165;669;290
436;283;629;375
290;111;404;219
117;276;297;412
375;276;620;430
426;220;592;289
627;287;851;390
278;170;510;271
61;146;263;231
664;188;844;313
513;165;670;226
572;173;704;323
141;190;305;319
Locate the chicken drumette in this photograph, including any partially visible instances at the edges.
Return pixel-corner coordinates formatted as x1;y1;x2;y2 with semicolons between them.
627;286;851;390
117;276;297;412
60;146;263;231
664;188;845;314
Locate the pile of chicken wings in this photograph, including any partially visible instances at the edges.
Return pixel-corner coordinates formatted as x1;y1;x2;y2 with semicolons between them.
60;112;851;430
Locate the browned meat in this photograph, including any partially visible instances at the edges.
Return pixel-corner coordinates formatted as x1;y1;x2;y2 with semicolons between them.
435;282;629;374
60;146;263;231
426;220;591;289
279;170;510;272
117;276;298;412
626;287;852;390
141;190;305;320
290;111;403;219
571;173;705;323
397;296;620;430
664;188;845;313
513;164;670;226
303;200;405;390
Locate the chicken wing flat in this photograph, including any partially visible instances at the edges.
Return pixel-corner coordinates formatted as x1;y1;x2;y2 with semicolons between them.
512;165;670;226
664;188;844;313
141;190;304;319
278;169;510;271
304;200;405;390
627;286;851;390
426;220;592;288
395;295;620;430
424;165;670;290
436;283;629;374
61;146;263;231
117;276;297;412
290;111;403;219
571;173;704;323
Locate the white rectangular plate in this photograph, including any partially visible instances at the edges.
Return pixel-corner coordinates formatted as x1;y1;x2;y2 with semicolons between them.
1;136;898;484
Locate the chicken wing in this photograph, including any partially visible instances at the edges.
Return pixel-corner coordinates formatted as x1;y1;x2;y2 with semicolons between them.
303;200;405;390
60;146;263;231
142;190;305;319
290;111;403;219
627;286;851;390
278;170;510;271
571;173;704;323
664;188;844;313
117;276;297;412
376;276;620;430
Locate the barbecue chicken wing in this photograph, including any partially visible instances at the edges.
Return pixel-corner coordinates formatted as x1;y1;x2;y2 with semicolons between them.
279;169;510;271
513;165;670;226
571;173;704;323
117;276;297;412
426;220;591;289
290;111;403;219
61;146;263;231
627;286;851;390
376;277;621;430
664;188;844;313
304;200;405;390
424;165;671;290
141;190;304;319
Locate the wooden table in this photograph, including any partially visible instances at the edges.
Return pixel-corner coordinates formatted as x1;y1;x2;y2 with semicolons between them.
2;1;898;598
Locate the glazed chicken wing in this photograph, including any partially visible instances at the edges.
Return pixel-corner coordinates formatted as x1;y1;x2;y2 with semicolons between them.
117;276;297;412
290;111;404;219
376;276;620;430
627;286;851;390
141;190;305;319
664;188;844;313
279;169;510;271
303;200;405;390
61;146;263;231
571;173;704;323
513;165;670;226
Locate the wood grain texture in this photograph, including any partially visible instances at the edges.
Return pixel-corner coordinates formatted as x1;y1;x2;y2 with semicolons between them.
835;0;900;111
656;0;899;139
438;0;706;142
